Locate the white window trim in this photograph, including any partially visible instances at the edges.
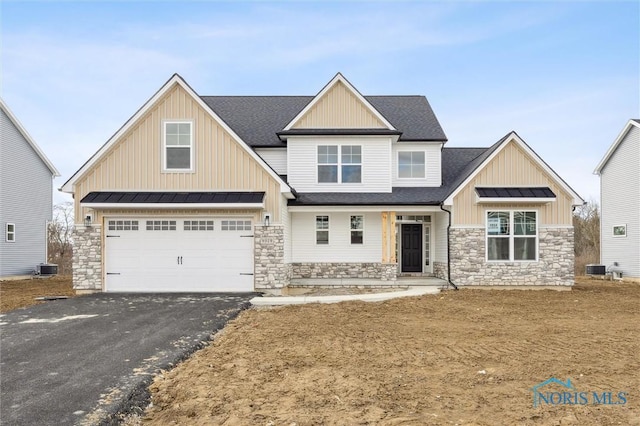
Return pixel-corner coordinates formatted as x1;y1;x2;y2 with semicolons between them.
6;223;16;242
316;144;362;184
350;214;364;245
315;215;330;245
485;210;538;262
397;150;426;179
163;120;195;172
612;224;627;238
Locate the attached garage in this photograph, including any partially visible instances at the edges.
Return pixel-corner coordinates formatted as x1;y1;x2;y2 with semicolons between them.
79;191;266;293
104;217;254;292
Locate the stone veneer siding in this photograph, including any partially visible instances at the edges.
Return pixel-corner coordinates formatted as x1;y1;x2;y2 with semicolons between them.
433;261;447;281
254;224;289;289
449;227;574;286
290;262;398;281
73;225;102;292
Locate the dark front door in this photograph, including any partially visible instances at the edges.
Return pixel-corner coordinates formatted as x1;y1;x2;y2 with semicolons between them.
401;224;422;272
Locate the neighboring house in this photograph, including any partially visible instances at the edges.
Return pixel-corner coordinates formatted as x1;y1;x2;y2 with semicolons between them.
594;119;640;280
61;73;584;293
0;98;60;277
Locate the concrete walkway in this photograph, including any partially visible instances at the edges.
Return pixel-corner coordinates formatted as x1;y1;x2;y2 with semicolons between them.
250;286;440;306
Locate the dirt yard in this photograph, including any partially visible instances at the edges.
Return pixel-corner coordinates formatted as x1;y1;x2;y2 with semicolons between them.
0;275;74;313
143;278;640;426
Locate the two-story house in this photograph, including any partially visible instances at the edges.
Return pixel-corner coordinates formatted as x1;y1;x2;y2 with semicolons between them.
1;98;60;277
61;73;583;293
594;119;640;280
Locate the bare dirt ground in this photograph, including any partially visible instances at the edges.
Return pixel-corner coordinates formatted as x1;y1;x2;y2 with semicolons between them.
0;275;74;313
143;277;640;426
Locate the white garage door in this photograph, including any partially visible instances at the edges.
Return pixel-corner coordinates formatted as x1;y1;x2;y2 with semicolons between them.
104;218;254;292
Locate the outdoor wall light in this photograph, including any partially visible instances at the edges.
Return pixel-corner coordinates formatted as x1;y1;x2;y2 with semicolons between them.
84;214;93;228
263;212;272;227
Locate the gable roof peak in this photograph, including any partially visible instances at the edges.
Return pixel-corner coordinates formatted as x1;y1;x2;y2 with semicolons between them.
0;97;60;177
594;118;640;174
282;72;396;131
444;130;584;206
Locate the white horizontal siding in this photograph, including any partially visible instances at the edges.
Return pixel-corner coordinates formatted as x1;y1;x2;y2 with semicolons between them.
291;211;381;262
600;125;640;278
392;142;442;187
255;148;287;175
287;137;392;193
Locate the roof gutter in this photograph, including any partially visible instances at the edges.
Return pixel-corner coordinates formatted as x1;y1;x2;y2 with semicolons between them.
439;203;459;291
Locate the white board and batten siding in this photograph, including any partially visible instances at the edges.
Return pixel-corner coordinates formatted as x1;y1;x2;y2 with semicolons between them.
287;137;392;193
432;211;448;264
392;143;442;187
255;148;287;175
291;212;381;262
0;108;53;276
600;124;640;278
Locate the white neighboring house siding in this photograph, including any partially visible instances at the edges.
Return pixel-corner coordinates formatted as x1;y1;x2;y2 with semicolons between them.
0;108;53;276
392;142;442;187
287;136;392;193
255;148;287;175
600;125;640;278
291;211;381;262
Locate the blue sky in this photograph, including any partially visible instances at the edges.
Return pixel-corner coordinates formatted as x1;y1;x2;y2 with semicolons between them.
2;1;638;204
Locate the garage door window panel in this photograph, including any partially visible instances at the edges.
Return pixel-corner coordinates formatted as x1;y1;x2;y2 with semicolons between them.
221;220;252;231
146;220;177;231
108;220;139;231
184;220;214;231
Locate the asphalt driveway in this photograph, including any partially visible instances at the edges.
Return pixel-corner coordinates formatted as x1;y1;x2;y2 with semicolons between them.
0;292;253;425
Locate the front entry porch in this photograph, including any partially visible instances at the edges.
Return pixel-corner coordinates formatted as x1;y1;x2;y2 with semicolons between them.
288;276;447;288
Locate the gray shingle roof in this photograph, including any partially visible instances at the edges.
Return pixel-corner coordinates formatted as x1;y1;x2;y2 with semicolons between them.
201;95;447;147
288;147;488;206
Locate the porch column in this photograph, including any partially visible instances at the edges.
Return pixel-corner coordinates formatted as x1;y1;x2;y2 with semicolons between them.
389;212;396;263
381;212;389;262
381;211;397;264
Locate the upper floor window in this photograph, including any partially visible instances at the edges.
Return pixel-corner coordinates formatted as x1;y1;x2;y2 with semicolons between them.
398;151;425;178
317;145;361;183
164;121;193;171
487;211;537;261
6;223;15;242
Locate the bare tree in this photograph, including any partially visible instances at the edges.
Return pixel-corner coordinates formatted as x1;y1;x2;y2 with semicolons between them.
48;202;74;275
573;200;600;275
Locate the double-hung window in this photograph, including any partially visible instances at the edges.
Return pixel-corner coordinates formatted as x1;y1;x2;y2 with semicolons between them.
164;121;193;171
6;223;15;242
317;145;361;183
487;211;537;261
350;215;363;244
316;215;329;244
398;151;425;178
341;146;362;183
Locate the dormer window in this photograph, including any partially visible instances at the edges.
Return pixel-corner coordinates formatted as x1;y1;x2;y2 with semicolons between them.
398;151;425;178
317;145;362;183
164;121;193;171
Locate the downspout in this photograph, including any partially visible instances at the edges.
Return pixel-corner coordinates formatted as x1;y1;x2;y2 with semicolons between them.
439;203;459;290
